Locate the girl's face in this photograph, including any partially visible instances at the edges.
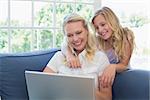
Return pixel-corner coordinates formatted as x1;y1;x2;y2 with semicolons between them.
65;21;88;53
93;14;113;40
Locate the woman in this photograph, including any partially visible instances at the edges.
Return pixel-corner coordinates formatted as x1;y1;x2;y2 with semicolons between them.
43;13;112;100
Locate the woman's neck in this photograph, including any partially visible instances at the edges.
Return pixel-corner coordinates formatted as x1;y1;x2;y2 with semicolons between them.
74;49;84;56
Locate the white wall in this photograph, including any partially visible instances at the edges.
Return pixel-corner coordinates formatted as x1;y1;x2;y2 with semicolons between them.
94;0;101;12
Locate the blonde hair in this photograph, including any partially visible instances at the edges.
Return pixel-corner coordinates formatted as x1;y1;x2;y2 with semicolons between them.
92;7;135;60
63;13;97;61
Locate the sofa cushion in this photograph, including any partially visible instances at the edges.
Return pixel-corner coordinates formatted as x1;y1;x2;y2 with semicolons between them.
113;69;150;100
0;48;60;100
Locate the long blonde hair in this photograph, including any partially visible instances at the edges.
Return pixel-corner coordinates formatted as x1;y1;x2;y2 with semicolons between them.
63;13;97;61
92;7;135;60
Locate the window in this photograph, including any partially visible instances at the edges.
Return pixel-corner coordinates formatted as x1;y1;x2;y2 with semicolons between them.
101;0;150;70
0;0;149;70
0;0;94;53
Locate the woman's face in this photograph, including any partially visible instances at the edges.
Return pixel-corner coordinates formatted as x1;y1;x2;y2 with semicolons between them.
65;21;88;53
93;14;113;40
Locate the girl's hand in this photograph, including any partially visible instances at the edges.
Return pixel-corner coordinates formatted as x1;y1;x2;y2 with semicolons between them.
99;64;116;88
66;54;81;68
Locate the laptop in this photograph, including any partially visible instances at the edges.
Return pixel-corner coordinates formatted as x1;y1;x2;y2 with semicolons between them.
25;71;96;100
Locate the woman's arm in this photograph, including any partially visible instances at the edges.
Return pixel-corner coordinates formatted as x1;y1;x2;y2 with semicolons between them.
43;51;65;73
43;67;56;73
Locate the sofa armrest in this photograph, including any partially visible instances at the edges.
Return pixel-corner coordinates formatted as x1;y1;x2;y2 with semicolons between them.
113;69;150;100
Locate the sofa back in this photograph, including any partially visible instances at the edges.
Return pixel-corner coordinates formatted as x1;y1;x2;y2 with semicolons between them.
0;48;60;100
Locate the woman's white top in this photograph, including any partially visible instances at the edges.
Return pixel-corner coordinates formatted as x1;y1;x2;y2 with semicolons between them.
47;50;109;88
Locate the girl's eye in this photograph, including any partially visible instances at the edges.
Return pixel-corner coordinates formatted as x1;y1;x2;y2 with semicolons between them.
101;23;105;26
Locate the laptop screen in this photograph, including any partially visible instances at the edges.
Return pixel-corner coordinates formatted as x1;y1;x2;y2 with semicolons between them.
25;71;96;100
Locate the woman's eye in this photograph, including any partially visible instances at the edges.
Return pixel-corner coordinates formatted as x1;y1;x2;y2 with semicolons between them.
77;32;81;34
76;31;82;35
67;34;72;37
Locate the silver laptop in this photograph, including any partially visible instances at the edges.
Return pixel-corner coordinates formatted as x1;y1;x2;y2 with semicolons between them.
25;71;96;100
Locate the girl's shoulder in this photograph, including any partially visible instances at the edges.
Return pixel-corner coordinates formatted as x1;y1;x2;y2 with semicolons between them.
123;27;135;46
124;27;134;39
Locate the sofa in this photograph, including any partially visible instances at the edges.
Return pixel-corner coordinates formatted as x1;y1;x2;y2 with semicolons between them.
0;48;149;100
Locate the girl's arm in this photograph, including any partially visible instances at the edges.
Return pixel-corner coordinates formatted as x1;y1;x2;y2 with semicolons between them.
61;40;81;68
115;30;134;72
100;31;134;88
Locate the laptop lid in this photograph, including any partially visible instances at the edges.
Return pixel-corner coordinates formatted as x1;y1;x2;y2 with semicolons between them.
25;71;96;100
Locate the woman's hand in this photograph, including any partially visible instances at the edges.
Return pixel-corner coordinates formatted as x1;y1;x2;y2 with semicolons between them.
99;64;116;88
66;53;81;68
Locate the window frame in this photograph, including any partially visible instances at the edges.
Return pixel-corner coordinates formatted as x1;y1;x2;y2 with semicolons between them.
0;0;98;53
